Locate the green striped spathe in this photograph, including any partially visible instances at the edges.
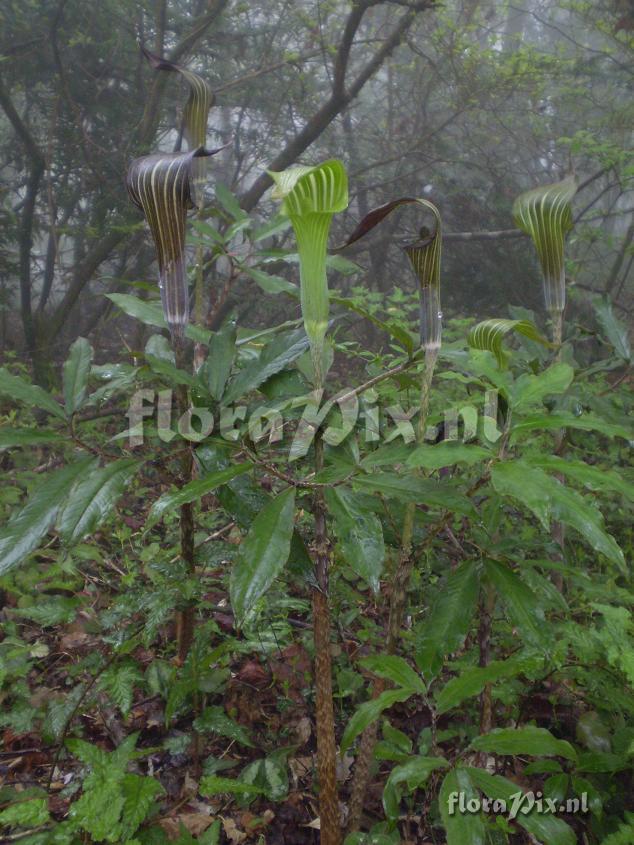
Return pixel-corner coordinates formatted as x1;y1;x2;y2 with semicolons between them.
513;175;577;315
126;148;207;340
269;160;348;386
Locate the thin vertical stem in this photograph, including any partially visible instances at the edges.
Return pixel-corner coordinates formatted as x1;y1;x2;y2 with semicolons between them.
174;338;196;663
312;431;341;845
347;349;437;834
551;308;566;592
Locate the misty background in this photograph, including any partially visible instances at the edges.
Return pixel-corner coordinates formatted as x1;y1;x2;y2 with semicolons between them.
1;0;632;381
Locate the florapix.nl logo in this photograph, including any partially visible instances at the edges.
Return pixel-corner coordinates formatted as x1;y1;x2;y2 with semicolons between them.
124;385;505;455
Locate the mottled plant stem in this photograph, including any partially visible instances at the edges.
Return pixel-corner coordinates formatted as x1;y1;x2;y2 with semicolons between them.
347;349;437;834
312;431;341;845
174;338;196;664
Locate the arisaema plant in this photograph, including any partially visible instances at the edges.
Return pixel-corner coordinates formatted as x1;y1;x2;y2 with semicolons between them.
126;51;220;662
513;175;577;345
334;196;445;834
268;159;349;845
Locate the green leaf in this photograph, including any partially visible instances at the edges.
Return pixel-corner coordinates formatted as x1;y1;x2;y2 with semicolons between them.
341;688;413;753
222;328;310;404
147;463;252;528
510;411;631;441
120;774;164;841
0;367;65;420
436;653;539;714
383;755;449;820
0;457;93;576
325;487;385;592
199;775;264;797
416;561;480;679
484;559;546;649
593;295;631;361
63;337;94;415
470;726;577;762
511;363;574;411
56;459;140;543
491;460;626;571
16;596;79;627
513;175;577;314
100;662;143;717
206;320;237;401
466;767;576;845
527;455;634;503
230;488;296;625
194;706;253;746
360;655;425;694
215;182;249;220
0;797;50;828
468;319;552;367
353;473;475;516
242;266;298;295
439;768;485;845
0;428;64;449
407;442;492;470
145;352;198;386
239;755;289;803
106;294;210;344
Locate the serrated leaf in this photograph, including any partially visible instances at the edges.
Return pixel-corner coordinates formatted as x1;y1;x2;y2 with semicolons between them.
230;488;295;625
527;455;634;503
106;294;210;344
491;460;625;571
407;442;492;470
222;328;309;405
352;473;475;516
325;487;385;592
242;266;298;295
16;596;79;627
100;663;143;716
360;655;425;693
120;774;164;840
416;560;480;679
511;362;574;411
56;459;140;543
0;428;64;449
470;726;577;761
593;295;631;362
147;463;252;528
0;797;50;828
341;688;413;753
484;559;546;649
0;457;93;576
63;337;94;415
0;367;65;420
510;411;631;441
436;653;539;714
206;320;237;400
